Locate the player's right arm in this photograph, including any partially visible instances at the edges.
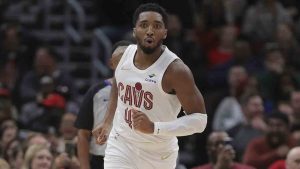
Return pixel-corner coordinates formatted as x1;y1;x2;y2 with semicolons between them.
92;78;118;144
92;45;129;144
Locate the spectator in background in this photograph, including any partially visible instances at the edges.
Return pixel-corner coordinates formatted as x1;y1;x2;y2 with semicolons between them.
0;83;17;121
257;44;287;106
0;119;18;156
199;0;249;26
242;0;292;44
0;158;10;169
0;22;37;90
21;144;53;169
243;112;297;169
53;115;80;169
191;131;254;169
285;146;300;169
275;24;300;71
56;112;77;154
277;101;294;124
290;90;300;142
199;0;230;29
204;25;239;90
19;46;75;104
275;70;300;102
23;133;50;153
278;0;300;21
213;65;249;131
3;138;23;169
268;146;300;169
53;153;79;169
19;76;66;133
227;93;266;161
229;38;264;74
207;25;238;69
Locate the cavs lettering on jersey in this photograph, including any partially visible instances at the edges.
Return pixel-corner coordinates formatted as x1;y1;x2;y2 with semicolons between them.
113;44;181;152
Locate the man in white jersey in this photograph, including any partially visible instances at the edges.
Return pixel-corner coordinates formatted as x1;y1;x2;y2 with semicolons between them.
92;3;207;169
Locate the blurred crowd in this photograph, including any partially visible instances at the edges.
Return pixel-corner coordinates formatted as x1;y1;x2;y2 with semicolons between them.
1;0;300;169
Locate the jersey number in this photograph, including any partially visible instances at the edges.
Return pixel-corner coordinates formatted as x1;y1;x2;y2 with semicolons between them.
125;108;133;128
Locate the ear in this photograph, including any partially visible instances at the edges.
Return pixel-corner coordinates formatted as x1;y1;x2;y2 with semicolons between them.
163;29;167;39
132;28;136;38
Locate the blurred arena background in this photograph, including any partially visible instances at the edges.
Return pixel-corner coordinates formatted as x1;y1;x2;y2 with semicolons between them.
1;0;300;169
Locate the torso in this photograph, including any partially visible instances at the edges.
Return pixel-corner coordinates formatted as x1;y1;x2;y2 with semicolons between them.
112;44;181;151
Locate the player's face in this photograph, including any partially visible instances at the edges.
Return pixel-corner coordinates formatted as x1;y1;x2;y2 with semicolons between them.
133;11;167;54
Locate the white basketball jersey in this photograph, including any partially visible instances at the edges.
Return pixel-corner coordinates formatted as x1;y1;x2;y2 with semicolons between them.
113;44;181;151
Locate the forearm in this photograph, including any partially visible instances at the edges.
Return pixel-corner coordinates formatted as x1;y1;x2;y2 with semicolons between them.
153;113;207;137
77;130;91;169
103;78;118;124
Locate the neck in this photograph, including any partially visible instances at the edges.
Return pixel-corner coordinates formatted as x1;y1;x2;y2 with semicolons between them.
135;46;164;70
212;161;233;169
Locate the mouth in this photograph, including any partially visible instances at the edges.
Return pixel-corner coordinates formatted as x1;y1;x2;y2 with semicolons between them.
144;37;154;45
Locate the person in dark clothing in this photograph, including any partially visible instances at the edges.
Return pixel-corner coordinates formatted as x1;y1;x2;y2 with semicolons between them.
75;41;131;169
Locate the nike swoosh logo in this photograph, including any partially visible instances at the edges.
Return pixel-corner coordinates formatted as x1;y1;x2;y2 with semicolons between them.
161;152;173;160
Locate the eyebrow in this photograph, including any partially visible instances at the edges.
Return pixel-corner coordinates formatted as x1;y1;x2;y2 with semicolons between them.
139;20;164;24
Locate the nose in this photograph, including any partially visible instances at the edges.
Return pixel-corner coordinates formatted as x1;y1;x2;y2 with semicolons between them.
146;26;154;36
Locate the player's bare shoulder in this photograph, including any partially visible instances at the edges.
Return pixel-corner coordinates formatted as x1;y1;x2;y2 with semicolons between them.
166;59;194;80
162;59;195;93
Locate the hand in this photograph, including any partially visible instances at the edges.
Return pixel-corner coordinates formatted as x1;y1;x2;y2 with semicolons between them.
215;145;235;169
251;117;267;131
54;153;80;169
92;123;111;145
54;153;72;169
131;109;154;134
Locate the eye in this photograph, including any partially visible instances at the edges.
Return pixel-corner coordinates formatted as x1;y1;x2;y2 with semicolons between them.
153;24;162;29
140;23;148;28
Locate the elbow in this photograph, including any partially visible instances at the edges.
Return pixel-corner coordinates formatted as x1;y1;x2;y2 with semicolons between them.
193;113;207;133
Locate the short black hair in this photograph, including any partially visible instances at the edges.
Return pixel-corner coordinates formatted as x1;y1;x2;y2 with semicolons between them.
132;3;168;28
37;45;61;61
267;111;289;126
111;40;132;53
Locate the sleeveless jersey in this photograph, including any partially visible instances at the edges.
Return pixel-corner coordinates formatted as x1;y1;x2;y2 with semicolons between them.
113;44;181;151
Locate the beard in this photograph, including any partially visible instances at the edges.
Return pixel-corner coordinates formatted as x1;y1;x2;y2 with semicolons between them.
136;37;163;54
266;132;286;148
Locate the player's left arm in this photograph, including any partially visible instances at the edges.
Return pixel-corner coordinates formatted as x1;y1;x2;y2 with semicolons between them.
168;60;206;115
132;59;207;136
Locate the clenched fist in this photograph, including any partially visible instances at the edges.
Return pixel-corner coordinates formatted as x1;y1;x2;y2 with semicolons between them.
131;109;154;134
92;123;111;145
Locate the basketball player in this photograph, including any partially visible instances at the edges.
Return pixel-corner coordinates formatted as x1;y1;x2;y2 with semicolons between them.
75;41;131;169
93;3;207;169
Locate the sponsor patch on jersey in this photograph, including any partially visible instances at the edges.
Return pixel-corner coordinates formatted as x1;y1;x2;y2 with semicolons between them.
145;78;157;83
148;73;156;78
145;74;157;83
